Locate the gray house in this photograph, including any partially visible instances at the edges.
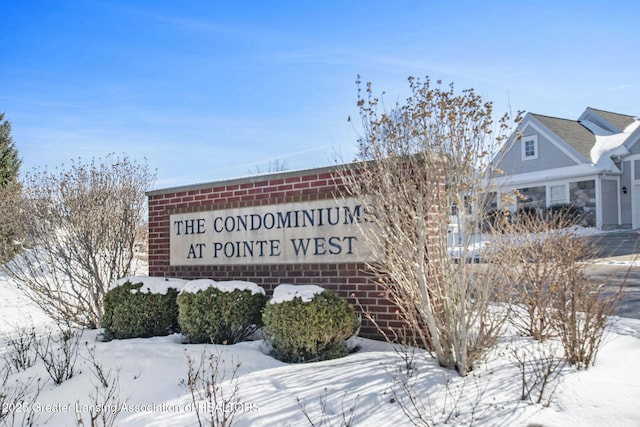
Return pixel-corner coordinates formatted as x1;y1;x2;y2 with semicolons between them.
492;107;640;229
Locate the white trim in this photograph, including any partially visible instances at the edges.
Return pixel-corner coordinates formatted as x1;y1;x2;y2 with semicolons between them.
493;164;614;188
521;135;539;160
617;176;622;225
633;182;640;229
630;155;640;228
595;179;602;229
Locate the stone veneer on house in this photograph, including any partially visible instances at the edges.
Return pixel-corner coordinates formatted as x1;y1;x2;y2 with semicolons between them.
146;165;400;339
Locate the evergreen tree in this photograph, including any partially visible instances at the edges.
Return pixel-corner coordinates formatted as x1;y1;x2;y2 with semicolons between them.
0;112;23;262
0;112;21;187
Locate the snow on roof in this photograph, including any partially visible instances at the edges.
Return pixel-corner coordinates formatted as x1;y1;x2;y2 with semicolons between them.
496;117;639;187
109;276;188;294
180;279;265;295
589;119;639;165
270;284;325;304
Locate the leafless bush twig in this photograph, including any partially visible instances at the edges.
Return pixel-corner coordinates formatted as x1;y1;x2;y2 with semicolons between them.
35;324;82;385
184;348;242;427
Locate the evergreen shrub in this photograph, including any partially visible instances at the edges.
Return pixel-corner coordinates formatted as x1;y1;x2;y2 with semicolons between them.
177;280;267;344
263;286;359;363
102;278;184;340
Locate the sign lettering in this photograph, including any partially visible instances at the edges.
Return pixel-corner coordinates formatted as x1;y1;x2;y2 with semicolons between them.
169;198;373;265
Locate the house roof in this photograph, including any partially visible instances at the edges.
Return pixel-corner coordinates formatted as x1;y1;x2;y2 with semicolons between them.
586;108;636;132
529;113;595;161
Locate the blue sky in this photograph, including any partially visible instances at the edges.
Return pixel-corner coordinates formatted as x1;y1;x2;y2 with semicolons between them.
2;0;639;189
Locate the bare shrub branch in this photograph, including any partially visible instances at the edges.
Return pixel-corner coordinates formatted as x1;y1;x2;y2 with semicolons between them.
341;76;518;376
553;263;624;369
491;209;626;368
489;210;586;340
507;338;566;405
1;155;154;328
35;324;82;385
184;348;242;427
75;345;124;427
0;376;45;427
83;343;109;388
385;358;493;426
1;326;38;373
297;388;360;427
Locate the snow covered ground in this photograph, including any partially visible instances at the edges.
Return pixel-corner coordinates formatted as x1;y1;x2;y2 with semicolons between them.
2;273;640;426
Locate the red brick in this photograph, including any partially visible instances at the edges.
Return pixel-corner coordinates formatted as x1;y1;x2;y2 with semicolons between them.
147;167;393;341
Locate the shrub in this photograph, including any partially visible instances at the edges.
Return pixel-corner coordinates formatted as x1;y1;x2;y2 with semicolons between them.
545;204;583;226
552;265;620;369
514;206;543;228
177;280;267;344
35;324;81;385
482;209;511;233
263;285;359;363
102;277;186;340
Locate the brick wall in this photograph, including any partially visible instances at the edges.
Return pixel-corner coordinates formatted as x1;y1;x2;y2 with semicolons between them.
147;165;401;339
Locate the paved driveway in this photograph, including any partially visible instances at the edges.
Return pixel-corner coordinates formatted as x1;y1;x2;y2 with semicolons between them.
587;230;640;319
590;229;640;261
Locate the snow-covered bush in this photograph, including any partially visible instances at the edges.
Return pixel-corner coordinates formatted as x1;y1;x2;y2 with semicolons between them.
102;277;186;340
177;280;267;345
263;285;359;363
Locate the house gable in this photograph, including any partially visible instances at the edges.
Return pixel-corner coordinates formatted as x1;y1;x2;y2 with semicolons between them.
579;107;636;134
494;113;589;176
531;114;594;161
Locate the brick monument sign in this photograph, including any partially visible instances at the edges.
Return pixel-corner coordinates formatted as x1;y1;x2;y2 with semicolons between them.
147;165;399;339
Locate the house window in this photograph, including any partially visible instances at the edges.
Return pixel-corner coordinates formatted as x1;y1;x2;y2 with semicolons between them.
549;184;566;206
521;135;538;160
569;180;596;226
516;186;546;208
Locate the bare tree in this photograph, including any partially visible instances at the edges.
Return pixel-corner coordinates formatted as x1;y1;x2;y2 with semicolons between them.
341;76;517;376
1;155;154;328
249;159;288;175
